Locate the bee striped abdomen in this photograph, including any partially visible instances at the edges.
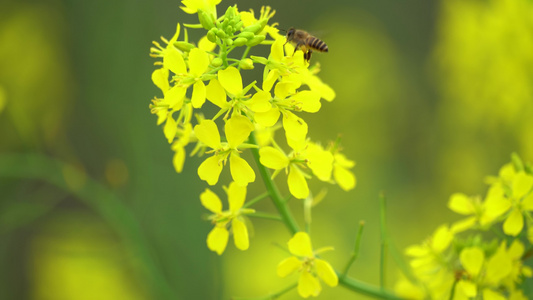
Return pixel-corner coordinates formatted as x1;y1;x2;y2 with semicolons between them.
308;37;328;52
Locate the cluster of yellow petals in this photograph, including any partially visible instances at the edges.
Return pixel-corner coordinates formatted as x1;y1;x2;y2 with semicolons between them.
396;158;533;300
201;182;254;255
277;232;338;298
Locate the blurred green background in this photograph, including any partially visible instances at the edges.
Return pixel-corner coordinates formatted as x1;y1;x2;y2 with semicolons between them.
1;0;532;299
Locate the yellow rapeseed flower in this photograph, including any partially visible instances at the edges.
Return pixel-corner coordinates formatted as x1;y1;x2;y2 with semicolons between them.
201;182;254;255
277;232;337;298
195;115;255;186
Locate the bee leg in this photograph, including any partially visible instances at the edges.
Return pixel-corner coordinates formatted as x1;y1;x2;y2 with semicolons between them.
292;41;305;55
304;50;313;62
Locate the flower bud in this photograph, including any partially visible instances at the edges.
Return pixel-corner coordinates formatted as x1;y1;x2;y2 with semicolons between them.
233;37;248;47
242;22;262;34
207;28;217;43
225;38;234;46
211;57;223;67
216;30;226;39
239;58;254;70
173;41;195;52
234;21;244;32
224;6;236;20
197;10;215;30
237;31;254;40
246;35;265;47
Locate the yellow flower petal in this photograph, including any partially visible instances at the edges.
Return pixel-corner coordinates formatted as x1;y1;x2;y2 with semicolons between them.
482;289;506;300
288;165;309;200
229;153;255;186
457;280;477;297
228;181;246;212
483;184;511;221
152;68;169;92
200;188;222;213
191;80;206;108
225;115;253;148
334;165;356;191
486;242;512;284
164;47;187;74
306;144;333;182
512;172;533;199
315;259;338;287
207;226;229;255
262;69;278;92
451;216;477;233
270;38;284;62
164;85;186;109
247;91;272;112
232;218;249;250
508;240;524;259
218;67;243;95
277;256;301;277
288;232;314;257
503;208;523;236
283;112;308;145
431;225;453;253
163;115;177;143
522;193;533;211
298;271;321;298
189;48;210;76
292;90;321;113
198;155;223;185
198;35;216;52
206;79;227;108
460;247;484;277
259;146;289;170
448;193;476;215
172;146;185;173
274;81;297;99
194;119;221;149
254;107;280;127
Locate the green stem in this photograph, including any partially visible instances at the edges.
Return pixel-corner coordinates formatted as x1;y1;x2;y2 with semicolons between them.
342;220;365;276
338;274;404;300
248;212;282;221
243;191;269;208
380;192;388;290
249;132;299;235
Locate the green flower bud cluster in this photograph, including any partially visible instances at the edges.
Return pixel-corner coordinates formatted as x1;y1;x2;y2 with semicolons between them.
204;5;267;48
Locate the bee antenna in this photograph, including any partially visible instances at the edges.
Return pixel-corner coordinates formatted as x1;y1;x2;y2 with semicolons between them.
278;28;287;33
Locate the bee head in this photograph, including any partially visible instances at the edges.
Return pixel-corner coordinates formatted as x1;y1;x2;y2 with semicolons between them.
286;27;295;41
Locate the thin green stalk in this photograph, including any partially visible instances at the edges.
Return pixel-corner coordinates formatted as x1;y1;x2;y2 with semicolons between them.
249;132;300;235
342;220;365;276
243;191;269;208
248;212;282;221
380;192;388;290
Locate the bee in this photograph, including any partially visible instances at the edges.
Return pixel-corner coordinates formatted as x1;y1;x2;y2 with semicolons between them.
285;27;328;62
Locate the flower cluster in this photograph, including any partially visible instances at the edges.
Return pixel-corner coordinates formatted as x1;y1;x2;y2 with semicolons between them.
150;0;355;298
395;155;533;299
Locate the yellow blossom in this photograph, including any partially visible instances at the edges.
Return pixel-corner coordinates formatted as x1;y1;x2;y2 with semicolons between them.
195;115;255;186
277;232;337;298
201;182;254;255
